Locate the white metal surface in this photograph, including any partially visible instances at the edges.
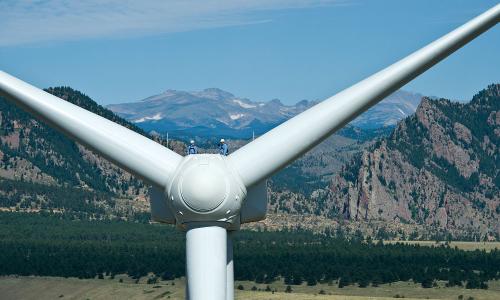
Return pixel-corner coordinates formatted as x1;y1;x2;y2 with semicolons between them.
0;71;182;189
226;232;234;300
149;186;176;224
186;223;227;300
240;180;268;223
229;4;500;187
167;154;246;228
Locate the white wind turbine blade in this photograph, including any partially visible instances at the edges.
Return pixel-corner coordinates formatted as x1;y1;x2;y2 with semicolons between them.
0;71;183;189
229;4;500;187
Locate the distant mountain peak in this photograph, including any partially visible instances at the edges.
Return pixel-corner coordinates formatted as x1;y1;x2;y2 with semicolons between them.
193;88;235;101
163;89;185;94
202;87;231;93
350;90;424;129
107;88;425;138
141;89;189;102
269;98;283;105
295;99;310;107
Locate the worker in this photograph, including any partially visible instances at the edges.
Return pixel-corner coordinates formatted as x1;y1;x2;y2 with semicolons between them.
187;140;197;155
219;138;228;156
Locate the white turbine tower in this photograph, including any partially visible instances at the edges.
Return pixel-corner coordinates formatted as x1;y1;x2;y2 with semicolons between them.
1;4;499;300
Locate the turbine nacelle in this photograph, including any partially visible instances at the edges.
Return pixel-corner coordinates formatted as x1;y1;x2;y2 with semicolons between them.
167;154;247;230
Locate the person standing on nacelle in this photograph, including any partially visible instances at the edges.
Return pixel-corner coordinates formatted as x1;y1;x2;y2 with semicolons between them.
187;140;198;155
219;138;228;156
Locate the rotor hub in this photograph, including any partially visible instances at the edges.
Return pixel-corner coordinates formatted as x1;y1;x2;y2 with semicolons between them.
180;163;228;212
166;154;247;228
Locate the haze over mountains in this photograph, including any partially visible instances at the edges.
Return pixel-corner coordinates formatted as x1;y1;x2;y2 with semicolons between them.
107;89;423;138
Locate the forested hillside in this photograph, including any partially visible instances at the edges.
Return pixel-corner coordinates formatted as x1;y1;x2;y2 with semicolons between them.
0;87;181;220
329;84;500;240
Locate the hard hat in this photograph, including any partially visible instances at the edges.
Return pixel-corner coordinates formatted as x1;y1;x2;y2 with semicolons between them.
220;138;225;143
190;140;195;144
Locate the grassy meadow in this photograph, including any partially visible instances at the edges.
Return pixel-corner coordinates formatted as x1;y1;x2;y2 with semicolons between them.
381;241;500;252
0;276;499;300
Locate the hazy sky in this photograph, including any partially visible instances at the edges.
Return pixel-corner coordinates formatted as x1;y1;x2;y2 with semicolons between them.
0;0;498;105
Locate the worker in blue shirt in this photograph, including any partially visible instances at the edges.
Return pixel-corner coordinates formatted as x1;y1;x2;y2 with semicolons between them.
219;138;228;156
187;140;197;155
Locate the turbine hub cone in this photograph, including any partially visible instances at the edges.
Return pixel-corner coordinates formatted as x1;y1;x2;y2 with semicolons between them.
180;163;228;212
167;154;247;229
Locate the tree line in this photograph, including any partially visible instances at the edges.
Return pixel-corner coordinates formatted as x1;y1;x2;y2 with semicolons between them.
0;212;498;289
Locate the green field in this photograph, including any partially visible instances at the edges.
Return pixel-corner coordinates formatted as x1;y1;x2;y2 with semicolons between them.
1;276;499;300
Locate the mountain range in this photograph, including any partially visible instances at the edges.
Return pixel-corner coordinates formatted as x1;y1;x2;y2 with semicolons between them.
0;84;498;240
107;88;422;138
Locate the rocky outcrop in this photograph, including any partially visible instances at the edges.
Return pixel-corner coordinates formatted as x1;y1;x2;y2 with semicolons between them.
329;84;500;239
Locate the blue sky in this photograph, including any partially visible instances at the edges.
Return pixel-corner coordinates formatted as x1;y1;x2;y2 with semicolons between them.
0;0;498;105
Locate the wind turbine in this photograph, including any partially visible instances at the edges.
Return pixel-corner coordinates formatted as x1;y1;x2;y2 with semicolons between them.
1;4;499;300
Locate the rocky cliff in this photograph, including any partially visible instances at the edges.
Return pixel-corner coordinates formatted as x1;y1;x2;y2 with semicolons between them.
329;84;500;239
